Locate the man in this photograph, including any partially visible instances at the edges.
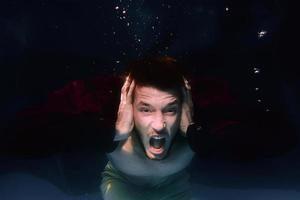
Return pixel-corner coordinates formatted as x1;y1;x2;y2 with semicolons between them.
101;57;197;200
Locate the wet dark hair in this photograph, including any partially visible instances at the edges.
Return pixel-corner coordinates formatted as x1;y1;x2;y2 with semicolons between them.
125;56;185;102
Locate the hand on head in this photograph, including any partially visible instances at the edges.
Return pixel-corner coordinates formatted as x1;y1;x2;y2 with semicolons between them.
180;77;194;135
114;74;135;141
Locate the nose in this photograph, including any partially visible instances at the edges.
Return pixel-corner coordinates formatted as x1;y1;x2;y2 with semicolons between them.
151;112;165;132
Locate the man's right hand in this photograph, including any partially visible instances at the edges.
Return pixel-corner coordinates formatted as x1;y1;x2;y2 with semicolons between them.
114;75;135;141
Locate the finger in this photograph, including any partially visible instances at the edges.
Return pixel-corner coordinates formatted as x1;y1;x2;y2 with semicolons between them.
183;76;191;91
121;75;132;102
181;86;188;102
186;88;192;104
121;75;131;93
183;77;193;101
127;80;135;104
181;88;194;118
120;90;126;103
181;81;194;117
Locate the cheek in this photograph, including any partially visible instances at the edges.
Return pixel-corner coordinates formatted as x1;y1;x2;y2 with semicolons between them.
133;111;150;129
172;113;180;123
167;115;180;131
133;109;142;124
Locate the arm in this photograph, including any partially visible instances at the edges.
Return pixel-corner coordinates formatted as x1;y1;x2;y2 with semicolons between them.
114;75;135;141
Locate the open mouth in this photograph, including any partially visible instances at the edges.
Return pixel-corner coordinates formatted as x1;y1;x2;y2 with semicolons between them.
149;135;166;149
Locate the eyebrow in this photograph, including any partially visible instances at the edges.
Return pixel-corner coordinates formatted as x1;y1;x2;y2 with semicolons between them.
137;100;179;107
165;100;179;107
137;102;151;107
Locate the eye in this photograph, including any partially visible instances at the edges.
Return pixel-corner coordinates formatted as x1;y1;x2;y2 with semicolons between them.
164;108;178;115
139;107;152;113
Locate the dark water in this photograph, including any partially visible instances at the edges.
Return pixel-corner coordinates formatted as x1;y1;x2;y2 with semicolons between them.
1;148;300;200
1;0;300;199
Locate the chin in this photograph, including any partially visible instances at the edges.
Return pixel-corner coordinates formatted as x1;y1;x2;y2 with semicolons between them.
145;146;168;160
146;153;165;160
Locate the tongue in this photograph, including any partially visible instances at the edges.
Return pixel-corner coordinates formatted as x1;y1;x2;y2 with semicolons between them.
150;137;166;149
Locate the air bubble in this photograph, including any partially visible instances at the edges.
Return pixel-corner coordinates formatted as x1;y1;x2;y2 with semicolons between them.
258;30;267;38
253;67;261;74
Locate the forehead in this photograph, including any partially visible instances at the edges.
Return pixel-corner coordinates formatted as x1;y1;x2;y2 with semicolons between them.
133;86;179;105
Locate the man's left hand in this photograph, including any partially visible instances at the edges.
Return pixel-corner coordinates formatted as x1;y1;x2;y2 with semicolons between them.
180;78;194;135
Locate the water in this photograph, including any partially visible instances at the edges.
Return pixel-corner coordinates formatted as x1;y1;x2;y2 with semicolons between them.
1;152;300;200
